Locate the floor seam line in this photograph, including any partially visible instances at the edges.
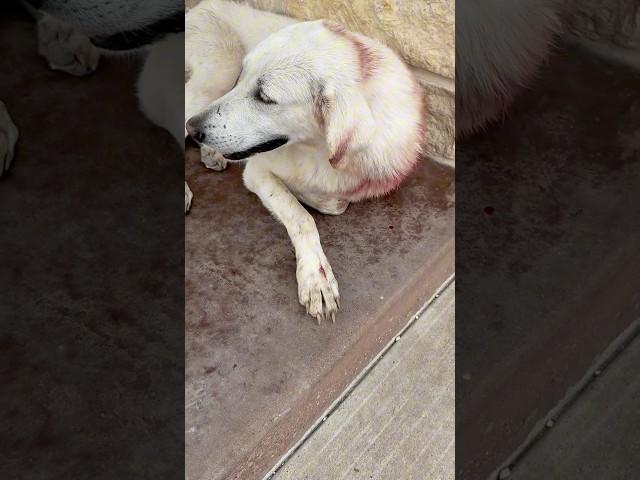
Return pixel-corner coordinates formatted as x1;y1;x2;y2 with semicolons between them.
263;274;455;480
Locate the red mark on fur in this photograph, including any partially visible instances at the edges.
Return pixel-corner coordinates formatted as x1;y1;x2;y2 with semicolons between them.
323;20;380;82
343;78;425;200
319;266;327;279
352;38;379;82
345;173;407;199
314;90;329;128
484;206;495;215
329;129;353;167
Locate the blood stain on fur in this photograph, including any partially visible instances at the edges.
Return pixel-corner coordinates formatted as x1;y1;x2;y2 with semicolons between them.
329;129;353;167
322;20;380;82
319;265;327;279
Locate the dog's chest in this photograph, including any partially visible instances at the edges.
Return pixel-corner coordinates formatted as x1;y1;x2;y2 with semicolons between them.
258;145;356;196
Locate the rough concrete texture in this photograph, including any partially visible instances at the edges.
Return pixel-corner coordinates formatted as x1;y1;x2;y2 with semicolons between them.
243;0;454;78
274;282;454;480
413;70;455;163
456;43;640;479
512;331;640;479
185;148;454;479
0;6;184;479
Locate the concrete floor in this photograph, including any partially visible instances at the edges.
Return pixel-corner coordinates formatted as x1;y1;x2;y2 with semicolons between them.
511;325;640;479
185;144;454;480
273;281;454;480
456;42;640;479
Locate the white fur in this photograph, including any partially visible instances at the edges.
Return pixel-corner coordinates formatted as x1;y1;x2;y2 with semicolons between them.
31;0;182;38
135;32;189;212
36;12;100;76
185;0;424;322
456;0;566;135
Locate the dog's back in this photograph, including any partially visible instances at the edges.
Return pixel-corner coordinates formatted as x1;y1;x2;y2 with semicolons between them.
185;0;298;122
188;0;297;52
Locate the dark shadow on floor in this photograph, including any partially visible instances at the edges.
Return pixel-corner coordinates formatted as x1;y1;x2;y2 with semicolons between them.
0;6;185;479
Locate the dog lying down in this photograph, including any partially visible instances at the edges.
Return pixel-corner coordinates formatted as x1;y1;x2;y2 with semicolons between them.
185;0;425;323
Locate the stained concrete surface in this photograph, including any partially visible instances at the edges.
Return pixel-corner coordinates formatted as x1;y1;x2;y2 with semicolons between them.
512;328;640;479
274;281;454;480
1;6;184;479
456;43;640;479
185;144;454;478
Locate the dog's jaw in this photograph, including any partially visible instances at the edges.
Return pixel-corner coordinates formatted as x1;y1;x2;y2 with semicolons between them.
222;137;289;161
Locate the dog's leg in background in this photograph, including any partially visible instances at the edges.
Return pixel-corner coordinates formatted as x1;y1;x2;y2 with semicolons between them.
36;13;100;76
19;1;100;76
0;101;19;176
136;33;192;212
243;162;340;323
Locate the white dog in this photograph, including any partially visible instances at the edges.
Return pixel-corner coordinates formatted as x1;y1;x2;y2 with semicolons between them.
185;0;425;323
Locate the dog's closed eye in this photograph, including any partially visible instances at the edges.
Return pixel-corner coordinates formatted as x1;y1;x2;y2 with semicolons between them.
255;86;277;105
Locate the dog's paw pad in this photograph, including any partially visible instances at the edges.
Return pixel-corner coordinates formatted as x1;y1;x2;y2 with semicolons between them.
297;252;340;324
37;14;100;77
201;146;227;171
0;102;19;176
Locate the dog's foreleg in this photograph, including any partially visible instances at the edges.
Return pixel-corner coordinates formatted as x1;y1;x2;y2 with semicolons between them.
243;163;340;324
0;101;19;176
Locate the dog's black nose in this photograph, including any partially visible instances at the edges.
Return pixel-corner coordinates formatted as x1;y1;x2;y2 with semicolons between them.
185;120;205;143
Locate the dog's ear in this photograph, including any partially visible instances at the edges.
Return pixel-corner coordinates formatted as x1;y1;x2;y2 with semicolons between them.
316;83;376;169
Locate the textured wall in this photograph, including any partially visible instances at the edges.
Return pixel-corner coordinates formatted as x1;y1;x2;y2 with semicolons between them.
237;0;455;164
248;0;454;77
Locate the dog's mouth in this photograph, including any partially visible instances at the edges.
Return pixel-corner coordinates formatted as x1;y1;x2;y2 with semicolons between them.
223;137;289;161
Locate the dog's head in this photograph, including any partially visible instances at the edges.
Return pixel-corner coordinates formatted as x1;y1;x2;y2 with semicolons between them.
186;20;378;166
26;0;183;50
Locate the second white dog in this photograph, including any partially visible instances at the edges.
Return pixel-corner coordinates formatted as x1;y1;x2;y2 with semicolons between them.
185;0;425;323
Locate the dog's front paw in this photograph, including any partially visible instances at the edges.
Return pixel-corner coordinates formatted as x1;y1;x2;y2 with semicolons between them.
200;145;227;171
0;101;19;176
297;250;340;324
37;14;99;77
